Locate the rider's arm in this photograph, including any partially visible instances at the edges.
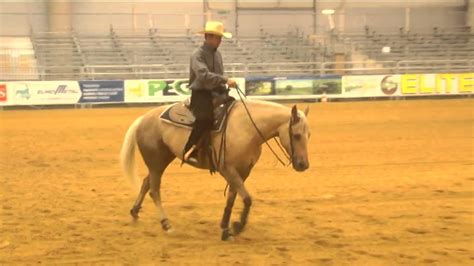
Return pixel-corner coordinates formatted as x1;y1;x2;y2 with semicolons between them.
191;53;228;90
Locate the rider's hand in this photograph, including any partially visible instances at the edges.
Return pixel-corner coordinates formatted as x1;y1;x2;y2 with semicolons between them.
226;79;237;88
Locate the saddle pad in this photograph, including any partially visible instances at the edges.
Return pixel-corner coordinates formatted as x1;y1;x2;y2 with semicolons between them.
160;101;236;132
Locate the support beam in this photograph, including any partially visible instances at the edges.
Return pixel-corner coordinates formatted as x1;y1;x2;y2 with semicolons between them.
313;0;317;34
47;0;72;32
467;0;474;31
235;0;239;37
405;7;411;33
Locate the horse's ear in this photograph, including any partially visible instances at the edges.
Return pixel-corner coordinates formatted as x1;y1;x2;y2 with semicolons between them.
291;105;300;123
304;106;310;117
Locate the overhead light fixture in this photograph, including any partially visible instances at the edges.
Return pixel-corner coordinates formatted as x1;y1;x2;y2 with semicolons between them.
321;9;335;15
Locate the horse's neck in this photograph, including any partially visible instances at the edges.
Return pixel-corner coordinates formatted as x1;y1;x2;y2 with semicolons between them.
245;101;290;142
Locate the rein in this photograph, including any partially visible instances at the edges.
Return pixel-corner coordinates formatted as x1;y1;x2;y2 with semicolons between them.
235;85;293;166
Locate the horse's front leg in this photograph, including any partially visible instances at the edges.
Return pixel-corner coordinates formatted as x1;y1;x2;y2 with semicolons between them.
220;189;237;241
220;168;253;240
232;185;252;236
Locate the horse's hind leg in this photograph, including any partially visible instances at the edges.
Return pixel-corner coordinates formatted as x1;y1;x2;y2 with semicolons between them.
130;175;150;219
149;167;173;232
141;141;175;232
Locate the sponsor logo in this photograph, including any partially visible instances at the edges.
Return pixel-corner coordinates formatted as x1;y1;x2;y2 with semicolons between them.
127;82;145;97
127;80;191;98
381;75;398;95
148;80;190;96
37;85;78;95
0;84;6;101
400;73;473;94
15;84;31;100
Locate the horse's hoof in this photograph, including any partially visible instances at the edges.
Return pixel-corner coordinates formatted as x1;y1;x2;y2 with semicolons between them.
232;221;245;235
223;235;235;242
161;218;173;232
221;228;234;241
130;207;140;219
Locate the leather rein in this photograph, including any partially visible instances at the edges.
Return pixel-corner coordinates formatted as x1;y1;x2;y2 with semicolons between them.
234;85;294;167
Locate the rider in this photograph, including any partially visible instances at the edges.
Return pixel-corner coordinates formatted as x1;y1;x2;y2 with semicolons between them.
183;21;237;164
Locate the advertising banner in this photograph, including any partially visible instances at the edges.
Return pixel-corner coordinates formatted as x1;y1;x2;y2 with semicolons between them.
124;78;245;103
246;76;342;99
1;73;471;107
79;80;124;103
400;73;474;95
342;75;401;97
276;76;342;96
245;77;273;96
4;81;81;105
0;84;7;106
125;79;189;103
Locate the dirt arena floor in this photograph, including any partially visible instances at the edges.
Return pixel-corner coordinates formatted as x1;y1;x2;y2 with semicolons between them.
0;99;473;264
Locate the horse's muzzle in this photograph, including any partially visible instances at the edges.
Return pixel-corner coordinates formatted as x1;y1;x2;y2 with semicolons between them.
293;160;309;172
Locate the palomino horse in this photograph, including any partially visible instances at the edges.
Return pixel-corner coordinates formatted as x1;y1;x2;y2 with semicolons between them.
120;99;311;240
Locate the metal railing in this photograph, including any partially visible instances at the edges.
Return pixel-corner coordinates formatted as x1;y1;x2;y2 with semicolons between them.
1;59;473;81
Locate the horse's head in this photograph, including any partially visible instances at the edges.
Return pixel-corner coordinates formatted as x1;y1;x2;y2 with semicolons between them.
279;105;311;172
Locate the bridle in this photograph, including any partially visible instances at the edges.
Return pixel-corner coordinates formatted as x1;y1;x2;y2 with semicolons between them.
287;116;296;165
234;85;295;167
222;85;297;197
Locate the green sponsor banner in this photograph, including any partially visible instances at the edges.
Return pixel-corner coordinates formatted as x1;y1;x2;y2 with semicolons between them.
245;80;273;95
246;76;342;96
275;78;342;95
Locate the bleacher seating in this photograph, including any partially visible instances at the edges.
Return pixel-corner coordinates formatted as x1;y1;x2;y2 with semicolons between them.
31;32;84;80
0;37;39;80
338;27;474;62
1;26;473;80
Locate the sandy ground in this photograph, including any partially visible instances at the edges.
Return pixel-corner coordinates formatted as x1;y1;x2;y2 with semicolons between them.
0;99;473;265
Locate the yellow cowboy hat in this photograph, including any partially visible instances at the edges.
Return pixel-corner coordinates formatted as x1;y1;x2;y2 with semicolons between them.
198;21;232;39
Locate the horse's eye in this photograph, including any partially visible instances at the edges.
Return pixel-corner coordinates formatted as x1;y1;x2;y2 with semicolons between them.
293;134;301;141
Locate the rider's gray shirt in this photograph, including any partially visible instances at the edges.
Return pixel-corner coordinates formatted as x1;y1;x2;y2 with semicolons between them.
188;42;227;91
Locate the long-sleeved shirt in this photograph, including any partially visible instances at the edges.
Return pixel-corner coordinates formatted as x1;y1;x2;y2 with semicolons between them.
188;42;227;91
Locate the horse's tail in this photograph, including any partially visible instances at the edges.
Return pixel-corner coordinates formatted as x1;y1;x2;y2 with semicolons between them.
120;116;143;189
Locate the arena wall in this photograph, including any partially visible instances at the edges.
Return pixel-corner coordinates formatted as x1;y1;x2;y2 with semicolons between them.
0;0;468;36
1;73;472;107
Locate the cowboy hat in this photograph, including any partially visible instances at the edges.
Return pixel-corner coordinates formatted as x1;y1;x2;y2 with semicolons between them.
198;21;232;39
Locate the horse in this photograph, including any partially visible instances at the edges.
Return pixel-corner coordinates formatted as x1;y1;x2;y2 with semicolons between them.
119;99;311;241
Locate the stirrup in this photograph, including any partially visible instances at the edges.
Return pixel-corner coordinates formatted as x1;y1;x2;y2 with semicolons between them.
184;145;198;163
